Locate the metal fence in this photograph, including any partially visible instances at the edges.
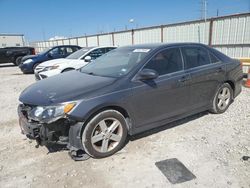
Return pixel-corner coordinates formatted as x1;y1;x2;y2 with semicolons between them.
32;12;250;58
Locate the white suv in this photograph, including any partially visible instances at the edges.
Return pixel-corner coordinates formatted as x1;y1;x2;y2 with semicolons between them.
34;46;116;80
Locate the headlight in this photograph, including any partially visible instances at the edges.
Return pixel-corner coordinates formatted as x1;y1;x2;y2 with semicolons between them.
28;102;76;123
23;59;33;64
44;65;60;71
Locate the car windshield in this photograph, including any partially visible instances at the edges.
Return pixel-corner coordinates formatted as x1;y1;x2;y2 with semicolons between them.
80;47;151;78
39;47;52;55
66;47;93;59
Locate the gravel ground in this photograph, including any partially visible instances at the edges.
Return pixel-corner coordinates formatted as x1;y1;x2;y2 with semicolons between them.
0;63;249;188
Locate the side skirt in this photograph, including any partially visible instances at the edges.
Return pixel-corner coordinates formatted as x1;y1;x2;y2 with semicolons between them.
130;106;209;135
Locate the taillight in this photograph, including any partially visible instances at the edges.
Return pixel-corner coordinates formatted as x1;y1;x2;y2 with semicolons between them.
32;49;36;55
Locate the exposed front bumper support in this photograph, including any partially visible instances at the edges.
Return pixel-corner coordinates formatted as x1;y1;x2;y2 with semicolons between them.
18;105;90;161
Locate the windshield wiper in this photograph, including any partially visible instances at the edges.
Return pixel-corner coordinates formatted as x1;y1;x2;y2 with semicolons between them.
82;71;97;76
81;71;111;77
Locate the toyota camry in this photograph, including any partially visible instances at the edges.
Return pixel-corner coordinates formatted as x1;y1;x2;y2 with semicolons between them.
18;43;243;160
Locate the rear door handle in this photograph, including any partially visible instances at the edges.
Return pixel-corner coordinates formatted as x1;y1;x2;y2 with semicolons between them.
178;76;191;83
216;67;223;73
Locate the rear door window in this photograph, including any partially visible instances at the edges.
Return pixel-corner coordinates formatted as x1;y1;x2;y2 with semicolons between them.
182;46;210;69
65;47;74;55
72;46;80;52
209;52;221;64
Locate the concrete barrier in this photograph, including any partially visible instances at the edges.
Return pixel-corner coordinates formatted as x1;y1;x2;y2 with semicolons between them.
236;58;250;87
235;58;250;77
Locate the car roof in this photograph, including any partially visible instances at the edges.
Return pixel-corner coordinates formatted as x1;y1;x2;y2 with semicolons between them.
76;46;116;52
84;46;117;49
121;42;209;50
51;45;80;48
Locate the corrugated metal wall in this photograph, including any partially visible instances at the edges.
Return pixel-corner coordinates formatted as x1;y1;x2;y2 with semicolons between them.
87;36;98;46
163;21;209;44
69;38;77;45
211;14;250;57
134;28;161;44
34;13;250;58
98;34;113;46
214;46;250;57
63;39;70;45
77;37;86;47
114;31;132;46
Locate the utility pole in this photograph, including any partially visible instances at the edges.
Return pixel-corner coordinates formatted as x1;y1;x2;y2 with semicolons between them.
204;0;207;21
199;0;208;44
200;0;207;21
42;29;46;42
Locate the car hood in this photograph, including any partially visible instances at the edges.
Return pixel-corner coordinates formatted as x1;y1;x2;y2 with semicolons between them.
22;55;37;61
38;58;71;67
19;70;116;106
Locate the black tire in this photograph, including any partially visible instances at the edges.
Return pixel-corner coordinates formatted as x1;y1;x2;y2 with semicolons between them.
82;110;128;158
210;83;233;114
14;56;23;66
62;68;74;73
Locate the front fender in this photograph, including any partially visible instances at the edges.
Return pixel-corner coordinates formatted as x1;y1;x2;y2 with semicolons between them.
68;88;132;123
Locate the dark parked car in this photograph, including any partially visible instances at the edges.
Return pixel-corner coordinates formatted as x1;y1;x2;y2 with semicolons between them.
0;47;35;65
18;43;243;160
19;45;81;73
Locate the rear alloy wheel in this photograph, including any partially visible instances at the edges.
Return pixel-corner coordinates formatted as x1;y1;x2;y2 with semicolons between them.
210;83;233;114
82;110;128;158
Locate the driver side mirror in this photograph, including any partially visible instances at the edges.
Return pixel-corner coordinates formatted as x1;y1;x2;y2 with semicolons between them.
137;69;159;80
84;56;92;62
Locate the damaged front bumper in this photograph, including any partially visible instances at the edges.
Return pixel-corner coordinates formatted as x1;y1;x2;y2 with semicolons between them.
18;104;90;160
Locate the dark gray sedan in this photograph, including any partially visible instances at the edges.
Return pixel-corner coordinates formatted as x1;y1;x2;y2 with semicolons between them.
18;43;243;159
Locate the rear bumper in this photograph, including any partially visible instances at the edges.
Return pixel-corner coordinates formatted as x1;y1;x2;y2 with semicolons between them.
234;79;242;98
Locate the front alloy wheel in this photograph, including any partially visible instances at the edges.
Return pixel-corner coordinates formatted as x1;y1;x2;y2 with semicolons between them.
82;110;128;158
91;118;123;153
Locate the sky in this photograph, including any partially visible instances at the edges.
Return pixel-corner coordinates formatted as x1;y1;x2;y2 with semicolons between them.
0;0;249;42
